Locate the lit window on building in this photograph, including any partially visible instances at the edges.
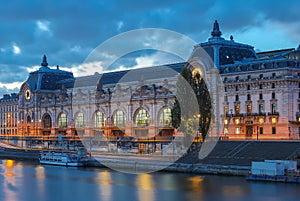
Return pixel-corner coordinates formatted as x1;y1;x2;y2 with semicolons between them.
75;112;85;128
235;118;240;125
58;113;67;128
298;117;300;122
247;104;252;114
235;105;240;114
259;118;264;124
159;107;172;126
224;128;228;134
271;117;277;124
135;108;149;127
235;127;240;134
113;110;126;127
224;119;228;125
94;111;105;128
224;106;229;114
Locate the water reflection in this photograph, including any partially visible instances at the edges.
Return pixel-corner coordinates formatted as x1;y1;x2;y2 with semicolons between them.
97;170;112;201
187;176;204;193
0;159;299;201
3;160;18;201
136;174;155;201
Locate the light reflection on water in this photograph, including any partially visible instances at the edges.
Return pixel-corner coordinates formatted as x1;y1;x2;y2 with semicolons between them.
0;159;299;201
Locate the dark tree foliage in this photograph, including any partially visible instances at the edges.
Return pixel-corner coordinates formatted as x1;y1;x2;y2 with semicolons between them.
171;65;212;140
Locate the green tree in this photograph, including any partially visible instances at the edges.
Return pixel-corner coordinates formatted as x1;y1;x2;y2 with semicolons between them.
171;65;212;140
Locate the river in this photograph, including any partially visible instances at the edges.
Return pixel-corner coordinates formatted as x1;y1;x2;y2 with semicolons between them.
0;159;298;201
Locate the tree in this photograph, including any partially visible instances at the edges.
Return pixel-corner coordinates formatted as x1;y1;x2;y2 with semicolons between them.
171;65;212;140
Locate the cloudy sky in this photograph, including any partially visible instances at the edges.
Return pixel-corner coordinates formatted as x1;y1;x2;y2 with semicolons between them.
0;0;299;97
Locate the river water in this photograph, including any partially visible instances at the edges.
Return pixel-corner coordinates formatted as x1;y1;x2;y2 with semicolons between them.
0;159;298;201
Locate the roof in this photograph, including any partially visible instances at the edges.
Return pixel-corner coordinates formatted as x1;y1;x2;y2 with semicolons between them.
71;62;185;88
257;48;295;59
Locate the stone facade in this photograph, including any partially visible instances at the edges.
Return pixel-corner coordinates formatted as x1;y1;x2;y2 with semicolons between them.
0;21;300;141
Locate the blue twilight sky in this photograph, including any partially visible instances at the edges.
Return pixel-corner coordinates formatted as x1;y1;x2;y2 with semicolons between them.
0;0;299;96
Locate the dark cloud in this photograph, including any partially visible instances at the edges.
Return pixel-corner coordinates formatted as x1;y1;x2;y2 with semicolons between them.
0;0;299;96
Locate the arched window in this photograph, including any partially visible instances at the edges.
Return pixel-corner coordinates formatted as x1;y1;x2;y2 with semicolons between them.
75;112;85;128
43;114;52;128
113;110;126;127
58;113;68;128
135;108;149;126
159;107;172;126
94;111;105;128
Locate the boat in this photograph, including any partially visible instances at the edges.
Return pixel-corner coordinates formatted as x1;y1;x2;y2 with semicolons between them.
39;152;87;167
246;160;300;183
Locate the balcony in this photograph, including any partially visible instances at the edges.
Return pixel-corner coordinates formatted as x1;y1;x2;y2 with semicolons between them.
245;112;266;117
268;112;279;116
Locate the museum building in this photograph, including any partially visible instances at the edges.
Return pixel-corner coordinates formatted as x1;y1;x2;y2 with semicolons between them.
0;21;300;140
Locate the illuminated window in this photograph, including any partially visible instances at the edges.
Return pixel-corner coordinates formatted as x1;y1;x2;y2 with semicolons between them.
58;113;67;128
235;127;240;134
298;117;300;122
271;117;277;124
224;128;228;134
135;108;149;127
247;104;252;114
224;119;228;125
235;119;240;125
159;107;172;126
75;112;85;128
259;118;264;124
235;105;240;114
113;110;126;127
224;106;229;114
94;111;105;128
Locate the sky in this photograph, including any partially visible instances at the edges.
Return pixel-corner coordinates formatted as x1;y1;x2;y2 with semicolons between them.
0;0;299;97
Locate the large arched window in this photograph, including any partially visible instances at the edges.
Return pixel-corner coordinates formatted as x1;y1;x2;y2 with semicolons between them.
134;108;149;126
42;114;52;128
58;113;68;128
113;110;126;127
159;107;172;126
75;112;85;128
94;111;105;128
